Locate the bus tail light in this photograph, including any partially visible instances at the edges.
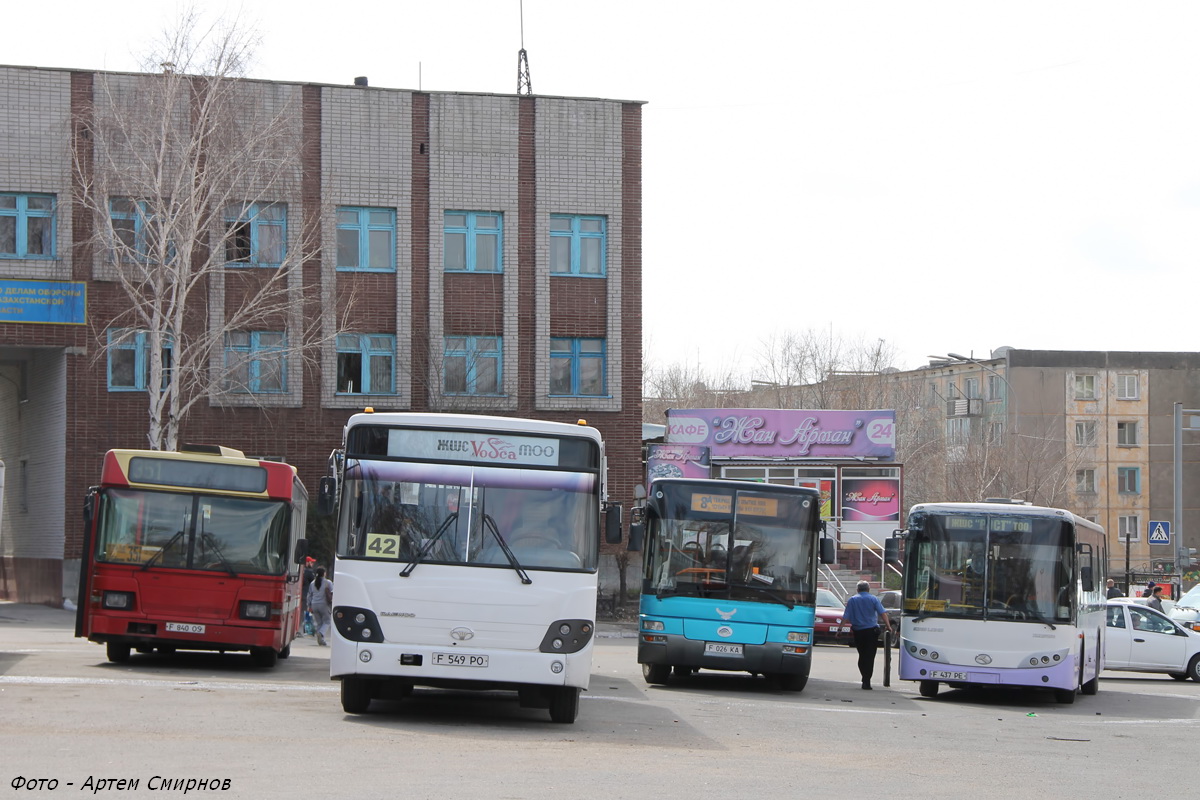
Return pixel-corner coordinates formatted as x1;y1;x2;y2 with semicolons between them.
239;601;271;620
786;631;810;643
103;591;135;610
783;645;808;654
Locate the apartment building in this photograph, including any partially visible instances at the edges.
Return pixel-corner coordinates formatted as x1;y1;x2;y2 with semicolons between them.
912;349;1200;582
0;64;644;604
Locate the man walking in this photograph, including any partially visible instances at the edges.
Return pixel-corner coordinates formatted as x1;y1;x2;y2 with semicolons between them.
843;581;893;690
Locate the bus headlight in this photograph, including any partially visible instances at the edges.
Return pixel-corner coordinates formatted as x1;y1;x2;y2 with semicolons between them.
333;606;384;643
643;619;665;632
239;601;271;620
539;619;593;654
103;591;135;610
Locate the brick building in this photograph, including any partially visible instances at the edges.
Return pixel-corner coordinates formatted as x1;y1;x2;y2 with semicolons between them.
0;64;644;604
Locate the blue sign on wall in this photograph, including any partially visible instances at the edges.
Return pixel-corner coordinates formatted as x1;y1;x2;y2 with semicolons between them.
0;280;87;325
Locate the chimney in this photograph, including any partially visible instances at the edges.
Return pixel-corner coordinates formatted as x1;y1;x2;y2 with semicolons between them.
354;76;368;87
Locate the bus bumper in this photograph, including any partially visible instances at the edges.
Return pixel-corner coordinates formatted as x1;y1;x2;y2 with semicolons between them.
331;638;593;691
637;636;811;676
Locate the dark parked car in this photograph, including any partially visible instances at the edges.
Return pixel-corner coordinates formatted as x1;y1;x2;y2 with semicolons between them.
875;590;901;647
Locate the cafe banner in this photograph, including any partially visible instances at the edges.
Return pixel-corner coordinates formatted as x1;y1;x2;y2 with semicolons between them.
666;408;895;461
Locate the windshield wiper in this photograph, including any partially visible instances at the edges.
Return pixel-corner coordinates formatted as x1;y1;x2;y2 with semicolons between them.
199;532;238;577
480;513;532;585
141;530;186;571
729;581;794;610
399;512;458;577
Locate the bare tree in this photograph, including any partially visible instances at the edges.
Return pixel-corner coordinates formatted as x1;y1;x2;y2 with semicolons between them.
73;9;328;450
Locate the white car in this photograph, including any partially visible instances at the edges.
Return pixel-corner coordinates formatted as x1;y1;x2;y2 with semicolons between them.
1168;584;1200;634
1105;600;1200;682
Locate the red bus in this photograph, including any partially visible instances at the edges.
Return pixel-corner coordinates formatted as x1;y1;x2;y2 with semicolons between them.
75;445;310;667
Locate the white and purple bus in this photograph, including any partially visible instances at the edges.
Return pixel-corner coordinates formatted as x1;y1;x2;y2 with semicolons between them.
893;500;1107;703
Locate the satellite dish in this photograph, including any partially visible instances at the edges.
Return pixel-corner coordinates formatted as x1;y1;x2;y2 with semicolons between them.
991;346;1013;359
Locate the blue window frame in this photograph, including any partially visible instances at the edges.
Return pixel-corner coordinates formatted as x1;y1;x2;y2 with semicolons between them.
106;329;172;391
337;207;395;271
444;336;502;395
1117;466;1140;494
549;214;606;276
0;193;55;259
224;202;286;267
224;331;287;393
444;212;502;272
549;338;605;396
336;334;395;394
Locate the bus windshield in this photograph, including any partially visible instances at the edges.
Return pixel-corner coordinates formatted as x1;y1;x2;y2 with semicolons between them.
95;488;291;575
643;484;818;605
903;512;1074;622
336;458;598;571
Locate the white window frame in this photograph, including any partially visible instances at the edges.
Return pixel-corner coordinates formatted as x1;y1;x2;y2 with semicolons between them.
1116;374;1139;400
1074;374;1097;400
1075;420;1097;447
1118;515;1140;542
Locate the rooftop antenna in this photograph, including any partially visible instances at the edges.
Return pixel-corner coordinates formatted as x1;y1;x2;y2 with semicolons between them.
517;0;532;95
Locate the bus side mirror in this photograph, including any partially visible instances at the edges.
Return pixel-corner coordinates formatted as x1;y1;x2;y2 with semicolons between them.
884;537;901;565
628;521;644;552
317;477;337;517
293;538;309;565
83;487;98;524
605;503;623;544
819;537;835;564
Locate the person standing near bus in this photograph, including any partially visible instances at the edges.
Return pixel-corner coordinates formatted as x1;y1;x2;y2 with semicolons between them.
843;581;893;690
308;567;334;646
300;557;317;636
1148;584;1165;612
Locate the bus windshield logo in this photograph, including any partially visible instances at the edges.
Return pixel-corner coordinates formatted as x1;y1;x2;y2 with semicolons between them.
388;430;561;467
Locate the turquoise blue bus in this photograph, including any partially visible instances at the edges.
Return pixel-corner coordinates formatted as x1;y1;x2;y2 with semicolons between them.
632;478;831;691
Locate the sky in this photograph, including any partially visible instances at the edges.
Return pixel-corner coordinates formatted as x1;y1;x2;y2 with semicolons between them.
8;1;1200;379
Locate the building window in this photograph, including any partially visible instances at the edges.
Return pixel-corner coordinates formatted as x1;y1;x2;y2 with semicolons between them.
107;329;172;391
987;374;1005;401
964;377;980;399
1075;468;1096;494
1117;420;1139;446
224;331;286;393
1074;374;1096;400
946;382;960;399
336;334;395;394
1118;515;1140;542
550;338;606;396
988;422;1004;446
1116;374;1139;400
224;202;286;266
444;336;501;395
1075;420;1097;447
337;207;395;271
549;214;606;276
945;417;970;446
444;212;502;273
1117;466;1140;494
0;193;55;258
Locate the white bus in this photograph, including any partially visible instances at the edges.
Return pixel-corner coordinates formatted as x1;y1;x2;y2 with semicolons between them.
891;500;1107;703
319;412;622;723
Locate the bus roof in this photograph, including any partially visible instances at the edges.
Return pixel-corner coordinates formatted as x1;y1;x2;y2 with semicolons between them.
909;501;1102;532
343;411;604;442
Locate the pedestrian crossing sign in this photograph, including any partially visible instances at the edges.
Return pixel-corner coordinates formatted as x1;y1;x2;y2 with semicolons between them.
1148;520;1171;545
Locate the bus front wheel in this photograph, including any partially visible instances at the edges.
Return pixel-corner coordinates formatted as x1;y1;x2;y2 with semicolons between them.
919;680;939;698
106;642;131;663
772;672;807;692
548;687;580;724
341;677;371;714
642;662;671;685
250;647;278;668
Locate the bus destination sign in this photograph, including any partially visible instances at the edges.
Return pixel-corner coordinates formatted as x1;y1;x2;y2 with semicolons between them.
388;429;561;467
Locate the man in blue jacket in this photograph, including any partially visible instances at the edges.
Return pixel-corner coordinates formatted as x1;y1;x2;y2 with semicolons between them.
843;581;893;690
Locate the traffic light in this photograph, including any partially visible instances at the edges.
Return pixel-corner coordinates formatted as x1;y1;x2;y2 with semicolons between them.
1184;548;1199;569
